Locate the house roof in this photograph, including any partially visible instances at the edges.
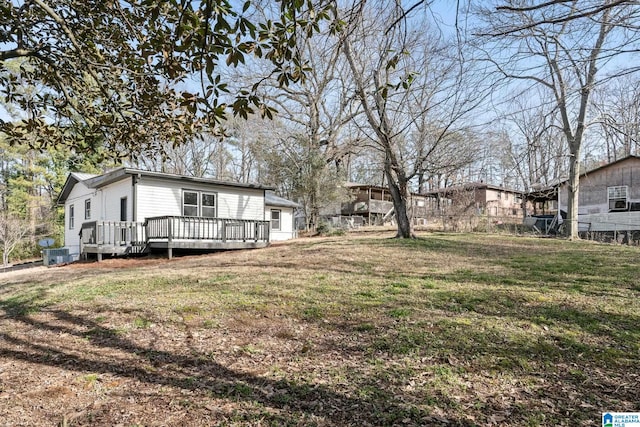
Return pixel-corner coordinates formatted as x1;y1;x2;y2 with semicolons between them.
72;172;99;181
56;172;98;205
57;167;274;204
343;182;386;191
423;182;523;197
265;191;300;208
85;167;273;190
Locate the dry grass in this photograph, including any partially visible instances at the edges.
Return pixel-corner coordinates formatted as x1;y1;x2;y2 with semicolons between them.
1;231;639;426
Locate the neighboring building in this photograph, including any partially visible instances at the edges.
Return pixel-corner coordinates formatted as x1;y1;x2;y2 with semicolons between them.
57;168;298;260
558;155;640;232
424;182;525;221
526;185;559;216
321;183;430;226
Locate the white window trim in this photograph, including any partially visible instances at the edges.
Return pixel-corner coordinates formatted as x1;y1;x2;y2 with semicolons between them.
69;204;75;229
608;185;629;210
608;185;628;200
182;190;199;217
84;199;91;220
182;190;217;218
271;209;281;231
201;192;216;218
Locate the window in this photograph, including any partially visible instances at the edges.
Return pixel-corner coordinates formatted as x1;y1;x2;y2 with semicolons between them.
84;199;91;219
183;191;199;216
608;186;629;211
182;190;217;217
201;193;216;218
69;204;75;229
271;209;281;231
608;186;628;199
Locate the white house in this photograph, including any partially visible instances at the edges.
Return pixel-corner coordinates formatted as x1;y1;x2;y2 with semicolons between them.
57;168;298;260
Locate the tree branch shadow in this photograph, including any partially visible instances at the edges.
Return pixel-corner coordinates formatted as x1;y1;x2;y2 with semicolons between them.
0;303;473;426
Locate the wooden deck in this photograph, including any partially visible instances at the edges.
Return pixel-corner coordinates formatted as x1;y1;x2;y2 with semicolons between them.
145;216;269;258
80;216;270;260
80;221;146;261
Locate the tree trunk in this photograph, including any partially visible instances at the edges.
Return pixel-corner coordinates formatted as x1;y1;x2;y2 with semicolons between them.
309;198;320;232
385;168;414;238
565;149;581;239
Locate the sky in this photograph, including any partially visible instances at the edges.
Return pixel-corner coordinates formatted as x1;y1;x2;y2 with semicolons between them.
0;106;9;123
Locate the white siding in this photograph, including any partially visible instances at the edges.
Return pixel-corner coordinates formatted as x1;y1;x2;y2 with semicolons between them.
135;176;265;221
98;178;133;221
63;181;96;257
266;206;296;241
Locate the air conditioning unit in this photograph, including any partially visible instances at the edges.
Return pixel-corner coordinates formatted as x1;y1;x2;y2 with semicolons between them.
609;198;628;211
608;186;629;212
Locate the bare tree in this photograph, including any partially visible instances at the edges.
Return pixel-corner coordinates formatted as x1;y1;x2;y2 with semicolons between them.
474;0;640;238
487;0;639;35
0;213;30;266
264;19;360;229
223;117;265;184
222;3;361;230
592;75;640;161
501;95;569;192
341;1;487;238
417;130;483;192
130;132;235;179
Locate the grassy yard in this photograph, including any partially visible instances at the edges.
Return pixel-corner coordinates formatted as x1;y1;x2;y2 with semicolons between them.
0;232;639;426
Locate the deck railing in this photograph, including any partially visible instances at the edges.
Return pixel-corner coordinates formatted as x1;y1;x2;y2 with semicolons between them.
80;221;147;252
145;216;270;242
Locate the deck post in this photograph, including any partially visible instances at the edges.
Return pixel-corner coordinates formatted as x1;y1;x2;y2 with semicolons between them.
222;219;226;242
79;234;83;261
167;217;173;259
97;252;102;262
